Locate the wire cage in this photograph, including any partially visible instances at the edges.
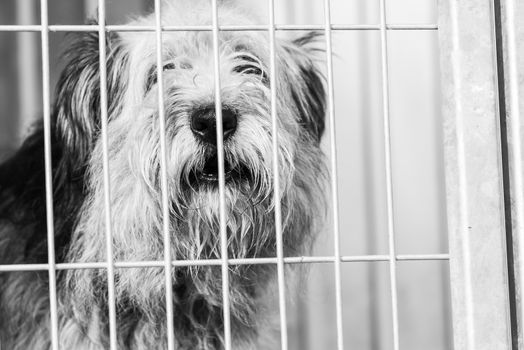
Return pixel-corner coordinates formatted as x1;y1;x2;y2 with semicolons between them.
0;0;522;349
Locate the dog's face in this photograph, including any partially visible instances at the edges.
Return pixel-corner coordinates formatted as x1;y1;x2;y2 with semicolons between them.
135;31;299;209
129;30;324;218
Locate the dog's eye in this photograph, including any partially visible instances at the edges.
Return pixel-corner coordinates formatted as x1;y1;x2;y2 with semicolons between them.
234;64;263;76
145;63;176;92
163;62;176;71
233;55;268;83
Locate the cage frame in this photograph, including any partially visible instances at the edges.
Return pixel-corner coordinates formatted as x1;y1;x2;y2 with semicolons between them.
438;0;523;349
1;0;442;349
498;0;524;348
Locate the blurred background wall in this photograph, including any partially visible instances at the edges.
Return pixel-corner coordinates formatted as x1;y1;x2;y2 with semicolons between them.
0;0;451;349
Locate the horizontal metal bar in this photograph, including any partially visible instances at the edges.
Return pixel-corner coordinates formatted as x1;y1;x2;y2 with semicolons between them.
0;254;450;272
0;263;51;271
386;24;438;30
396;254;451;261
0;23;438;32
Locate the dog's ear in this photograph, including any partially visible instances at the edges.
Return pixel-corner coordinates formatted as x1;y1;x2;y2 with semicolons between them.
53;20;128;172
288;32;326;143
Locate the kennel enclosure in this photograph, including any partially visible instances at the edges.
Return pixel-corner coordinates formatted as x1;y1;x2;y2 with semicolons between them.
0;0;522;349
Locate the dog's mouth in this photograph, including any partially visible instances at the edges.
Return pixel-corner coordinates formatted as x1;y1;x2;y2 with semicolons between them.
188;153;251;187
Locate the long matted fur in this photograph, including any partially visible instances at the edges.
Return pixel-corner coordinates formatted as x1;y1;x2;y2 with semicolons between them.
0;1;327;349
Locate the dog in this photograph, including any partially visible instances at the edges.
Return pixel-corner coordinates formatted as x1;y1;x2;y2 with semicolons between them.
0;0;327;349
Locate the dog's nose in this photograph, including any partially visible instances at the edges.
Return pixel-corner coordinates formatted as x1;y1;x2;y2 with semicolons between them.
190;106;238;145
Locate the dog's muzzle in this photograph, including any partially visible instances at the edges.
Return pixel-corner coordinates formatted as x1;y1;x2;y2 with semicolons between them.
190;106;238;146
186;106;252;187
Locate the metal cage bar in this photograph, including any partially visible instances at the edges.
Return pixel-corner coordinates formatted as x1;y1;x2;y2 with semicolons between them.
210;1;233;349
438;0;514;349
0;253;451;272
0;24;438;32
499;0;524;347
322;0;344;349
378;0;401;349
267;0;289;349
39;1;60;348
97;0;118;348
153;0;177;348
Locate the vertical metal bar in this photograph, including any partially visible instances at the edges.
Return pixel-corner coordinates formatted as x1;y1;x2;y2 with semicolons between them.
153;1;176;349
355;3;382;346
39;0;59;348
322;0;344;349
267;1;288;349
97;1;118;349
492;1;519;347
438;0;513;349
500;0;524;347
210;1;232;349
447;0;476;346
378;1;400;349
